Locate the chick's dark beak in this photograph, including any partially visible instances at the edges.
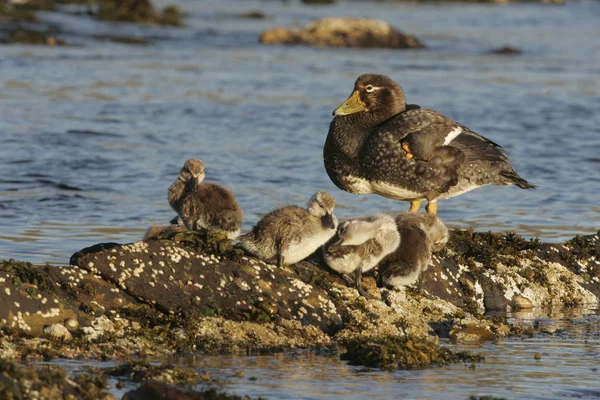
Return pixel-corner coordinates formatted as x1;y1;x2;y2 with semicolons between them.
330;236;343;248
322;212;336;229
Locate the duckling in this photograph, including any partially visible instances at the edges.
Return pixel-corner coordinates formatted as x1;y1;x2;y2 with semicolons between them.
168;158;243;239
239;191;337;267
323;213;400;296
378;213;448;290
324;73;535;215
394;211;449;252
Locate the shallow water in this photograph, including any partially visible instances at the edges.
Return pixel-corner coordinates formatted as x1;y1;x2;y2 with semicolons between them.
1;0;600;264
46;308;600;400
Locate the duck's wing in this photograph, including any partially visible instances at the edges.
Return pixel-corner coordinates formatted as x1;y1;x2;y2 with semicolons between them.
382;108;507;162
365;109;467;195
448;125;509;163
379;108;463;160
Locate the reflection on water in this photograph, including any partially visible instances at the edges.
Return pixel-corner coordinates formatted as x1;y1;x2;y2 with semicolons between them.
1;0;600;264
47;308;600;400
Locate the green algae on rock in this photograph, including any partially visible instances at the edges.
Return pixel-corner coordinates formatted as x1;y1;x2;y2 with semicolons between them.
95;0;183;26
104;361;200;386
0;358;113;400
1;29;65;46
340;335;484;369
122;380;267;400
0;3;39;23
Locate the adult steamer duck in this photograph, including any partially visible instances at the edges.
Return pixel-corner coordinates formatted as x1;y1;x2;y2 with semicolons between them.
323;74;535;214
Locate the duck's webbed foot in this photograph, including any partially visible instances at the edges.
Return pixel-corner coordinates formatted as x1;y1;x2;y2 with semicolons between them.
401;142;414;160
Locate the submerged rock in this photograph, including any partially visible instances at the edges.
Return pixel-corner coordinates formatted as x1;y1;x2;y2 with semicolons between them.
260;17;424;49
238;10;270;19
123;380;260;400
340;334;484;369
0;28;65;46
0;358;113;400
95;0;183;26
490;45;523;55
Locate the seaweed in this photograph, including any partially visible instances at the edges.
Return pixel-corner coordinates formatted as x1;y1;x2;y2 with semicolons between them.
340;335;484;369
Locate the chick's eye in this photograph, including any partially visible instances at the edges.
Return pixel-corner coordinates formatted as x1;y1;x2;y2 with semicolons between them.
365;85;375;93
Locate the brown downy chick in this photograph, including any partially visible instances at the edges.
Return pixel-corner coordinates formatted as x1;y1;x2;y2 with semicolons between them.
323;213;399;296
239;191;337;267
168;158;243;239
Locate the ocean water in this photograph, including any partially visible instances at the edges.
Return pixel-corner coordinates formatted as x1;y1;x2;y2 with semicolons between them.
0;0;599;264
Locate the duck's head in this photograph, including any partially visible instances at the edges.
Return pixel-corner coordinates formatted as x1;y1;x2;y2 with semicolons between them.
308;191;337;229
180;158;205;184
332;219;373;247
212;208;243;232
333;214;395;247
333;74;406;124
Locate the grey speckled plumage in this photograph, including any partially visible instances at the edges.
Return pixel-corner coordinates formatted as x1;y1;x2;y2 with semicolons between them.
324;73;535;213
239;191;337;267
323;213;400;296
379;212;448;289
168;159;243;239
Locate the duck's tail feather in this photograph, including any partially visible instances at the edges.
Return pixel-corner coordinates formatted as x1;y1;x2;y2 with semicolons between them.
500;171;537;189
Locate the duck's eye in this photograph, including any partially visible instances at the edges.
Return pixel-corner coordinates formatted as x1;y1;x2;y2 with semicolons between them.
365;85;375;93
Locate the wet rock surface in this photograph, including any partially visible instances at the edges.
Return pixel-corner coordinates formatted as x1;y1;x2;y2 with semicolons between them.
122;380;264;400
0;358;114;400
260;17;425;49
70;232;342;333
0;229;599;396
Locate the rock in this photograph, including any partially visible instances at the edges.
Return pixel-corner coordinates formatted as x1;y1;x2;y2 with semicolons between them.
64;317;79;331
449;325;495;343
71;234;343;333
302;0;336;4
238;10;270;19
260;17;425;49
0;3;38;22
1;229;599;370
0;358;113;399
95;0;183;26
44;324;73;342
123;380;252;400
91;34;150;45
105;361;200;385
340;334;484;369
0;259;137;337
512;294;533;310
490;46;522;55
0;28;66;46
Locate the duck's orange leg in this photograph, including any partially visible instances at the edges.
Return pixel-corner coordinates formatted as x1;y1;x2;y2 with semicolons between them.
409;200;421;213
425;201;437;215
